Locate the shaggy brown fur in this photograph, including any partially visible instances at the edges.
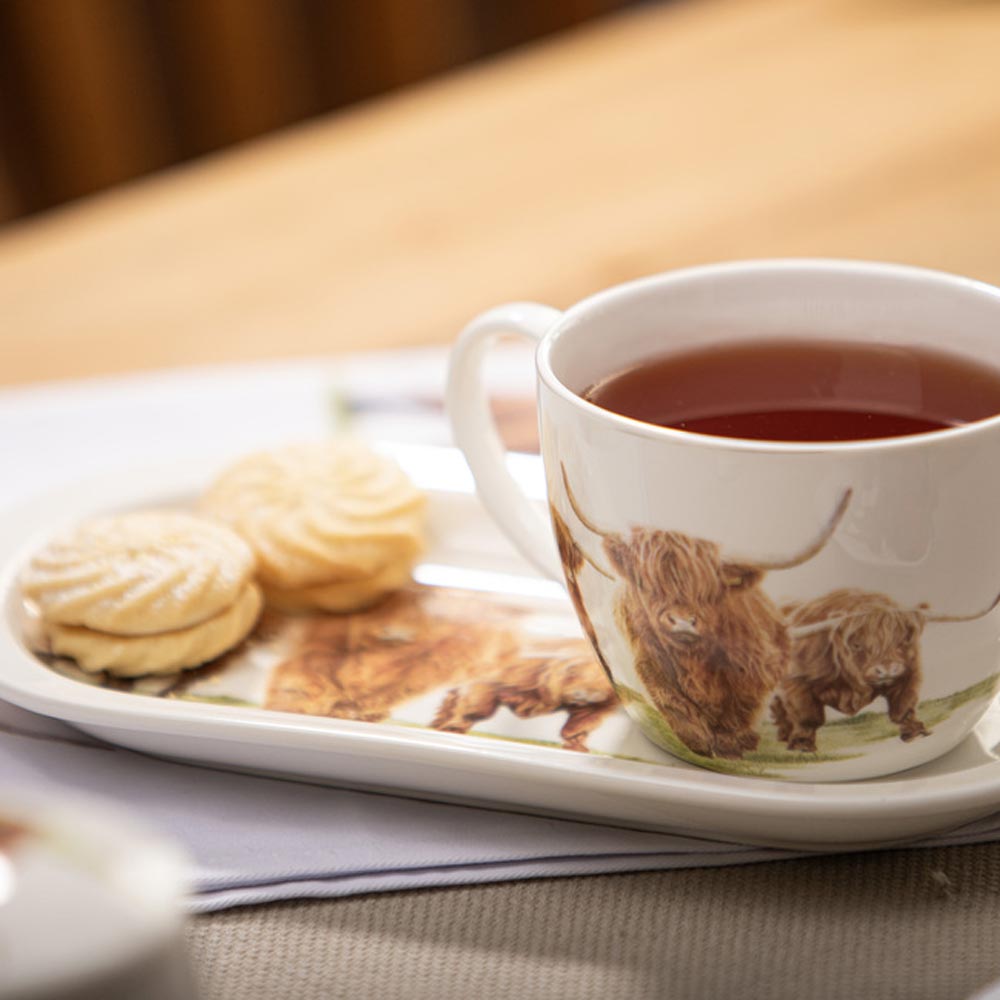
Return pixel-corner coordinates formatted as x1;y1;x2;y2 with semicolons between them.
265;587;523;722
265;587;614;750
609;529;791;758
560;466;849;760
432;650;617;751
774;585;1000;751
773;589;929;751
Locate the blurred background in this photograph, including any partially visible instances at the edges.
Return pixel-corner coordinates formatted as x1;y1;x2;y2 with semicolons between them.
0;0;639;223
2;0;999;385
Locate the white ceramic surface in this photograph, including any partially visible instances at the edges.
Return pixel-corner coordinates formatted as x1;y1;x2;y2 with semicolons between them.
3;445;1000;851
0;792;189;1000
969;979;1000;1000
447;260;1000;780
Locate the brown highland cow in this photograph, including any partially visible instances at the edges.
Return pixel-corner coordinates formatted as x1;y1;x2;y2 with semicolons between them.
265;587;523;722
773;587;1000;752
432;650;617;752
560;465;851;759
265;586;613;750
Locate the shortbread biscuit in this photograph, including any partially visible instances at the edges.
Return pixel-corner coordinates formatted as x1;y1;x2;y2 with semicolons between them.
201;441;426;602
263;562;415;614
46;582;262;676
21;511;254;636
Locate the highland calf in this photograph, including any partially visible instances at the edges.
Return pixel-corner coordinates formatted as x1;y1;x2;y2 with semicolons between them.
432;651;617;752
773;587;1000;752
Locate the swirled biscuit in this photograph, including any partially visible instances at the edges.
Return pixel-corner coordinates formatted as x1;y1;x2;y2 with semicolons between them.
21;511;254;636
201;441;426;610
263;562;415;613
46;582;262;676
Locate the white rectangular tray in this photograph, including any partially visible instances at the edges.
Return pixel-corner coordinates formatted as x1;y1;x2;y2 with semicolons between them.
3;444;1000;850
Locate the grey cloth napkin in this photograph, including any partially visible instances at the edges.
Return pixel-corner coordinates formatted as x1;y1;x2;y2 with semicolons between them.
3;356;1000;913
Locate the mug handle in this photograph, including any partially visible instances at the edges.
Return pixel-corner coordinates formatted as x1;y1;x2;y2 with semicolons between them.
446;302;565;581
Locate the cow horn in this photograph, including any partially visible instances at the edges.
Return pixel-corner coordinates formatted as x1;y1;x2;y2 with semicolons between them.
560;463;614;538
577;547;616;581
787;615;850;639
749;489;853;571
557;464;617;579
787;608;887;639
920;588;1000;623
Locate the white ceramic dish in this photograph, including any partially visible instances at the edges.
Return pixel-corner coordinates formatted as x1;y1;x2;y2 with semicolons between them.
3;444;1000;851
0;791;190;1000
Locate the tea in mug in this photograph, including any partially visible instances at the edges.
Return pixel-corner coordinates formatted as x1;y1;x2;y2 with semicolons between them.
583;339;1000;442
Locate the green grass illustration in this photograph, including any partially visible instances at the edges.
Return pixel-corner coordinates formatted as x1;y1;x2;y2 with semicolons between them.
614;672;1000;777
158;665;998;778
174;693;258;709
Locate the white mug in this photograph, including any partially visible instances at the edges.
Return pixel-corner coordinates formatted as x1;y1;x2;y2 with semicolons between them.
446;260;1000;781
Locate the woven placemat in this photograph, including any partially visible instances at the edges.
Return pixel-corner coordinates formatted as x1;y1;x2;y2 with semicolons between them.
187;842;1000;1000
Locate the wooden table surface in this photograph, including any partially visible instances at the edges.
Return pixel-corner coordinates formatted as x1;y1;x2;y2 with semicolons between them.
2;0;999;386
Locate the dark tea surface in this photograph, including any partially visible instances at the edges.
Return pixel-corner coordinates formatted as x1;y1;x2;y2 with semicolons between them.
583;339;1000;442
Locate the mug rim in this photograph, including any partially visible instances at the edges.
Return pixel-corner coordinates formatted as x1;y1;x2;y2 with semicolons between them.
536;257;1000;454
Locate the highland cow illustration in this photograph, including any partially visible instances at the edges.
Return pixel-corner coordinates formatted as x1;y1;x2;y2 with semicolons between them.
550;503;615;682
773;587;1000;752
559;465;851;759
265;586;614;751
266;588;524;722
432;650;617;751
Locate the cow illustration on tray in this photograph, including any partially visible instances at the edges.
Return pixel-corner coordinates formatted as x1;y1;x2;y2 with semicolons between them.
558;465;1000;762
263;586;618;752
432;652;617;752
